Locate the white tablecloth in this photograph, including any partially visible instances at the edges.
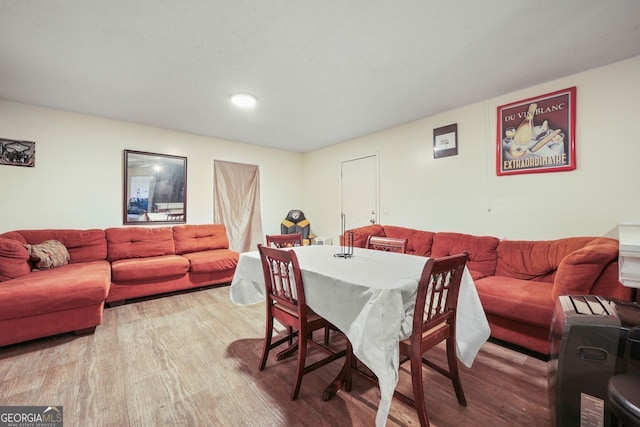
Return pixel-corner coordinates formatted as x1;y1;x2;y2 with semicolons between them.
230;245;490;426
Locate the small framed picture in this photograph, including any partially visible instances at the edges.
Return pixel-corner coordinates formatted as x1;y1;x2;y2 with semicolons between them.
433;124;458;158
0;138;35;167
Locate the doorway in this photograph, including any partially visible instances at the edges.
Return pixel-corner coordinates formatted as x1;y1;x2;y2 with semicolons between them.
340;154;378;230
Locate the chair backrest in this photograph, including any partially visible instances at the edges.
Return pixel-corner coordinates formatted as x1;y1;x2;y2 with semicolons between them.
258;244;306;314
266;233;304;248
413;252;469;336
366;235;408;253
281;210;311;240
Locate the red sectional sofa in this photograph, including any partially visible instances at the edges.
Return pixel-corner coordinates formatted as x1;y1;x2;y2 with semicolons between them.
0;224;239;347
344;224;632;355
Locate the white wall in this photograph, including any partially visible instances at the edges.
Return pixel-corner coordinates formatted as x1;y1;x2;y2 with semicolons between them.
0;101;303;236
303;56;640;243
3;56;639;244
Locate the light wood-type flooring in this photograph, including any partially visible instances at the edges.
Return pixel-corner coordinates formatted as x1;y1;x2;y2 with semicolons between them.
0;285;551;426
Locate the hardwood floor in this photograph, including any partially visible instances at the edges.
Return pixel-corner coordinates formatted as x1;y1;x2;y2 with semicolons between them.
0;286;551;426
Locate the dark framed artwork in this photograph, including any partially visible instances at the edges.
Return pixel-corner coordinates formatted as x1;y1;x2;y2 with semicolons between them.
0;138;35;167
433;123;458;158
123;150;187;225
497;86;576;176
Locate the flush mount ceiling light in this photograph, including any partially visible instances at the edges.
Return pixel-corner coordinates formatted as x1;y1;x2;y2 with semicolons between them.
229;93;257;108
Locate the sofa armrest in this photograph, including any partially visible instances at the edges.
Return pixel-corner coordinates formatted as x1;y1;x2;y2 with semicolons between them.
591;262;633;301
552;237;619;300
0;236;31;281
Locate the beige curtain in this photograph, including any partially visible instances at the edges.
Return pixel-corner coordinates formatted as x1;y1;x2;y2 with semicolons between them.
213;160;263;253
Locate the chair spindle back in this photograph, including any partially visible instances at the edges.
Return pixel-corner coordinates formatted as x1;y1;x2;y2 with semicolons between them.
414;252;469;335
266;233;304;248
258;244;306;313
365;236;408;253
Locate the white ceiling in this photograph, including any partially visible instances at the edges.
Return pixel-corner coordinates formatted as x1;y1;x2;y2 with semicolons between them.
1;1;639;153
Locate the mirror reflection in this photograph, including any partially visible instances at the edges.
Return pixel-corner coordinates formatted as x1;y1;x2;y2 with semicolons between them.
124;150;187;224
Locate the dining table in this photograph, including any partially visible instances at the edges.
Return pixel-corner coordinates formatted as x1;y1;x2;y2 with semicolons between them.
230;245;491;427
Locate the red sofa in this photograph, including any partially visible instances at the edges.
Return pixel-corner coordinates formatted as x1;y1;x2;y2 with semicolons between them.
0;224;238;347
106;224;239;305
344;224;632;355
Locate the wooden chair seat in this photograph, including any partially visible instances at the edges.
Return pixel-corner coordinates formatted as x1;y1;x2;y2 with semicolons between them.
399;322;449;348
273;302;325;324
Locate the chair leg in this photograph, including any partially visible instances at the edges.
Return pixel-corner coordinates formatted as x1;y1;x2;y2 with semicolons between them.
410;351;430;427
291;327;309;400
259;315;274;371
446;337;467;406
324;326;330;345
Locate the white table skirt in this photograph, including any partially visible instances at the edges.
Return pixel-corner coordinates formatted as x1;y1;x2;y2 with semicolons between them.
230;245;490;426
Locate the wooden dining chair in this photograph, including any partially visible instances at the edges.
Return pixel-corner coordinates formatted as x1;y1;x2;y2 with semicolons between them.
264;233;304;344
365;235;408;253
347;251;469;426
257;244;347;400
397;251;470;427
266;233;304;248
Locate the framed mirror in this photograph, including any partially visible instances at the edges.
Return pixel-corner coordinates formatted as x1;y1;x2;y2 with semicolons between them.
123;150;187;224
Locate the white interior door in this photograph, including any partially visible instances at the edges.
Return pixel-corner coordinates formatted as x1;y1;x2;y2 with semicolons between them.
341;155;378;230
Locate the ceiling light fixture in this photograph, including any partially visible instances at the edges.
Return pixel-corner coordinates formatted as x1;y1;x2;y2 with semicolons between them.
229;93;257;108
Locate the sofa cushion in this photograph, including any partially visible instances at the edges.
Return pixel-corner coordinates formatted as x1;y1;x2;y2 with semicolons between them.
15;229;107;263
383;226;435;256
110;255;189;282
106;227;175;262
495;237;595;282
431;232;499;279
552;237;619;300
0;236;31;281
0;261;111;320
474;275;555;328
25;239;70;270
173;224;230;254
181;249;239;273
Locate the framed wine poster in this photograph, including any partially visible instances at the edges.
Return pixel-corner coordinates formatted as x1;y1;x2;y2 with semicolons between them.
496;87;576;176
